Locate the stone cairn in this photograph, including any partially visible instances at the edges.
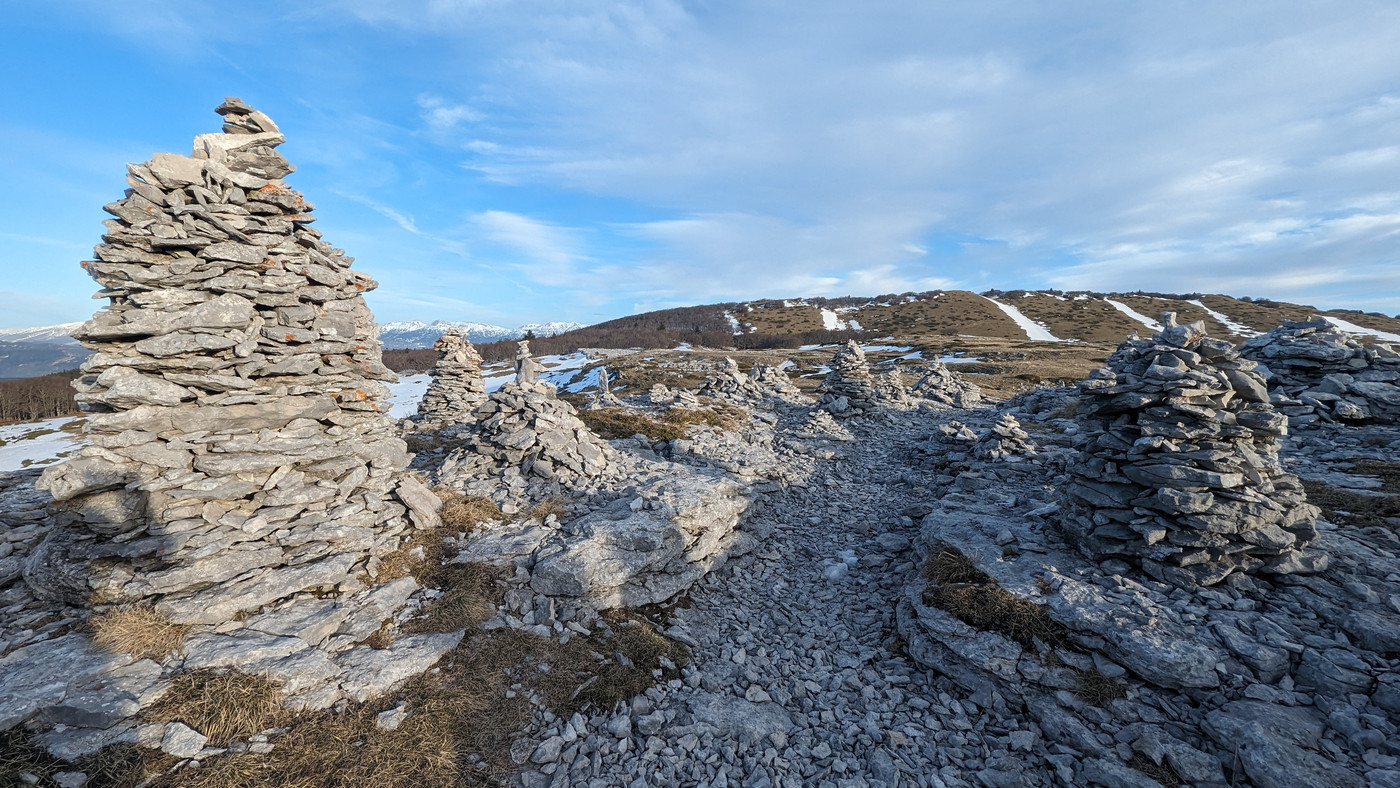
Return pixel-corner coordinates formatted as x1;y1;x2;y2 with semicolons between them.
972;413;1037;462
1060;314;1325;588
816;341;877;417
441;341;610;487
649;383;700;409
910;360;982;408
584;365;622;410
871;367;912;406
697;358;804;404
414;328;486;426
30;98;442;627
1238;318;1400;425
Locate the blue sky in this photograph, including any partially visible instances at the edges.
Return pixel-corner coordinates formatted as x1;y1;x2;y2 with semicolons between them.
3;1;1399;330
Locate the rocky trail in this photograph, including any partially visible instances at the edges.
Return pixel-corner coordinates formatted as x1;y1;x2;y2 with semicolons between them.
513;408;1030;788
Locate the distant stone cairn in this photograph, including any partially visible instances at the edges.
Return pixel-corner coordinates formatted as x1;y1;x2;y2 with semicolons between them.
416;328;486;426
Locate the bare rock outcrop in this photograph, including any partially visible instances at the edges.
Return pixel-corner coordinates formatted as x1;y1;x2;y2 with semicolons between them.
1059;313;1324;588
415;329;486;426
1238;318;1400;425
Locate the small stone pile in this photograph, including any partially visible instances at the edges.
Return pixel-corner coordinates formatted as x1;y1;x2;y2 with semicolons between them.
910;360;983;408
649;383;700;409
697;358;805;404
414;329;486;426
1060;314;1325;588
1238;318;1400;425
973;413;1037;462
584;365;622;410
439;343;610;488
816;341;877;417
31;98;437;624
871;367;912;406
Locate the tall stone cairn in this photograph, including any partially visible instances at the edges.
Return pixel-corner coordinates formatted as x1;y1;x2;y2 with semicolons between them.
416;328;486;425
32;98;436;624
1060;313;1325;588
1237;318;1400;425
816;341;877;417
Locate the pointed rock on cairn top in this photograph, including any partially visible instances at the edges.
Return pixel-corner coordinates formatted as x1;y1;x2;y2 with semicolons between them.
32;98;440;625
1060;313;1325;588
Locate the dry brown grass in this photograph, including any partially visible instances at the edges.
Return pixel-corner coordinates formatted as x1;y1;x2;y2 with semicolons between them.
89;605;190;661
1128;753;1184;787
145;670;286;746
1000;292;1142;344
921;547;1066;650
130;609;689;788
403;562;507;636
1302;480;1400;530
437;489;502;532
1;729;158;788
578;405;740;442
1074;668;1128;705
527;496;572;522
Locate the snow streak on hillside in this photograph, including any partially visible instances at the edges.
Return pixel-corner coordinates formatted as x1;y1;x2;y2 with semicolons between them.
1321;316;1400;344
1186;300;1259;337
980;296;1065;342
1104;299;1162;331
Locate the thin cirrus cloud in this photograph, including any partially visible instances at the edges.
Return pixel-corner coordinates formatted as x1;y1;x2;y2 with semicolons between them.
1;0;1399;329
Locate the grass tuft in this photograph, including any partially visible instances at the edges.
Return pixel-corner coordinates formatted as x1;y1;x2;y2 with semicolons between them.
578;405;742;442
1302;479;1400;530
1074;668;1128;705
403;562;507;635
89;605;189;661
527;496;572;523
1128;752;1184;787
920;547;1066;650
145;670;285;746
437;489;503;532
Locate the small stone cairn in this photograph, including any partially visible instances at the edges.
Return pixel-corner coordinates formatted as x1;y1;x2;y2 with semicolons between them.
697;358;805;404
1060;313;1325;588
816;341;877;417
442;341;610;486
1238;317;1400;425
910;360;983;408
972;413;1037;462
584;365;622;410
415;329;487;427
871;367;912;406
31;98;440;624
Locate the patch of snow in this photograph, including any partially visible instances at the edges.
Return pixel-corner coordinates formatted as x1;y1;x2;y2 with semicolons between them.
724;312;743;335
386;374;430;419
1104;299;1163;331
980;296;1065;342
799;344;835;351
0;322;84;344
564;367;606;393
1186;300;1260;337
1320;315;1400;344
860;345;913;353
938;355;982;364
0;416;86;472
847;319;863;331
777;360;795;370
819;309;847;331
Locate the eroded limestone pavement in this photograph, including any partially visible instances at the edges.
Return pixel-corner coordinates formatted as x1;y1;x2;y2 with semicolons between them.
4;100;1400;788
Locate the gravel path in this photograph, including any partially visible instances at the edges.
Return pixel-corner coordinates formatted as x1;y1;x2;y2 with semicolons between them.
516;410;1044;788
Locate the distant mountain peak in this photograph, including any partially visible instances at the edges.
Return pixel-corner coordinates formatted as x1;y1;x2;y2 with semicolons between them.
377;319;585;348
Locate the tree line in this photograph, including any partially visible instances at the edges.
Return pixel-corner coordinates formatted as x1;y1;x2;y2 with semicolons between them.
0;371;80;423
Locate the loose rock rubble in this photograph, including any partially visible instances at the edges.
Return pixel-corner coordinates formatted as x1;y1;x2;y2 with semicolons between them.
414;328;487;427
1060;314;1325;589
872;367;913;407
2;99;457;758
1238;318;1400;426
817;341;879;417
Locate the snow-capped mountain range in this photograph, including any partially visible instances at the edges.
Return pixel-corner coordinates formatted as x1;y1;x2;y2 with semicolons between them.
0;319;586;379
377;320;585;349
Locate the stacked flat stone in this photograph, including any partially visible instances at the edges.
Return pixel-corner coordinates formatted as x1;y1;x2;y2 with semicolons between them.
415;329;486;426
446;344;610;485
1060;313;1324;588
1238;318;1400;425
911;361;983;408
816;341;878;417
697;358;804;403
973;413;1037;462
871;367;912;406
29;99;439;626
